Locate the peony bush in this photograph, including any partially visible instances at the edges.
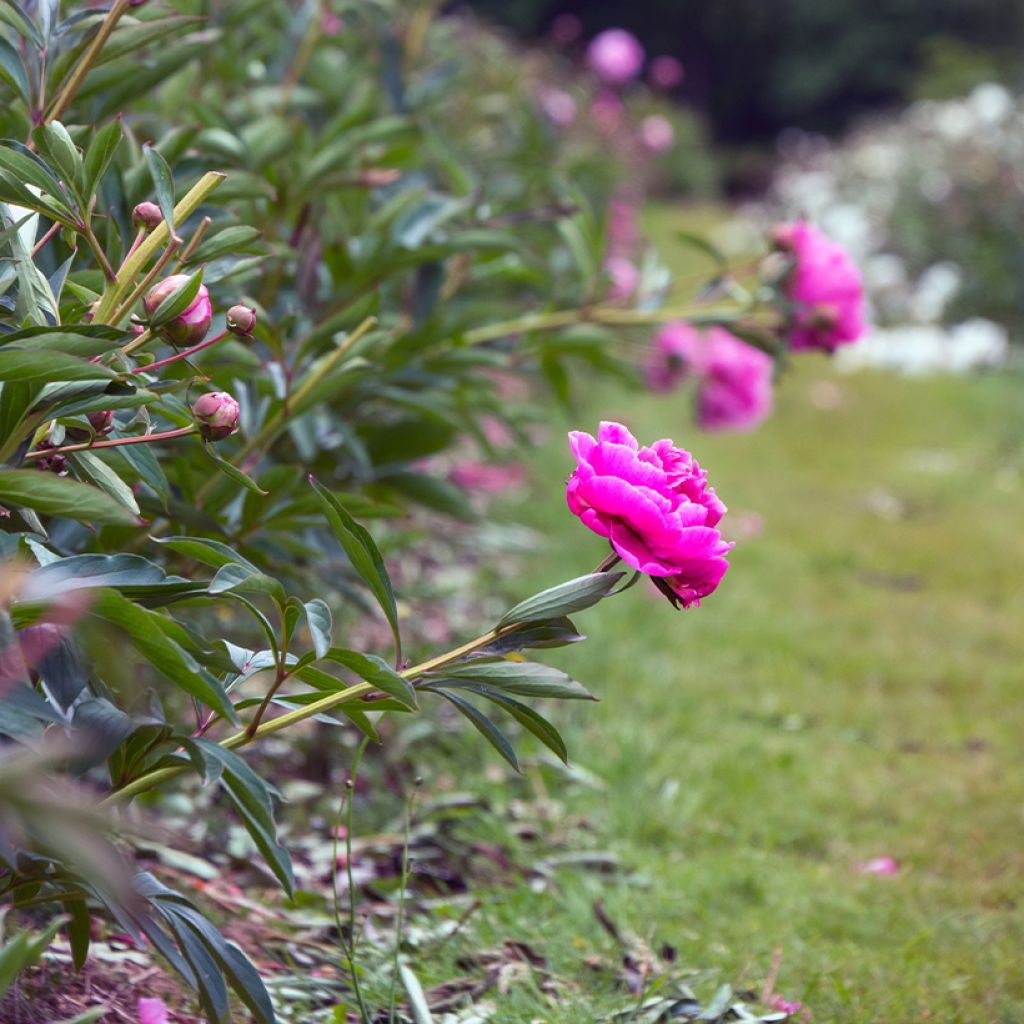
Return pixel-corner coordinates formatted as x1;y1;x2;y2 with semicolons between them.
0;3;865;1018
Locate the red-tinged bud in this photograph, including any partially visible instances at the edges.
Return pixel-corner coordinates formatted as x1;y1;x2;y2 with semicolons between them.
226;304;257;337
32;442;67;475
132;201;163;231
192;391;239;441
87;410;115;436
143;274;212;346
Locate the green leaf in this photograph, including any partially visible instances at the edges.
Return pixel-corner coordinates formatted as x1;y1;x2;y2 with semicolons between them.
182;225;262;265
35;122;84;203
0;323;128;356
303;599;331;659
433;689;519;772
200;443;268;496
481;618;585;655
207;562;286;608
187;740;293;898
310;477;401;662
65;897;92;972
497;572;626;628
0;3;44;50
0;140;67;204
91;591;236;722
0;469;140;526
67;450;140;517
143;142;176;238
322;647;417;710
82;119;123;200
399;962;435;1024
154;535;259;572
430;660;596;701
148;268;201;327
0;347;120;383
24;553;185;598
0;36;30;106
476;691;569;763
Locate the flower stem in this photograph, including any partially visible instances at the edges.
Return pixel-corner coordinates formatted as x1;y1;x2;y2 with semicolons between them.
103;620;514;806
94;172;226;323
30;221;61;257
44;0;132;123
143;330;229;372
23;426;196;461
82;222;117;281
110;236;182;328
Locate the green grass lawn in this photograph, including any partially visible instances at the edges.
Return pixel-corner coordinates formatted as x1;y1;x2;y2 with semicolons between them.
397;252;1024;1019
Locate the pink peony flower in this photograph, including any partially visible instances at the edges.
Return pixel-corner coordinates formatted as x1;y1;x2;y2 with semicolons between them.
604;256;639;301
695;328;774;433
857;856;899;876
586;29;645;85
551;13;582;45
138;997;169;1024
320;11;344;36
192;391;239;441
650;55;685;89
607;190;639;253
540;87;577;127
645;321;703;392
143;274;212;347
768;994;805;1018
591;89;625;132
773;221;866;352
450;461;526;493
566;422;732;608
640;114;675;153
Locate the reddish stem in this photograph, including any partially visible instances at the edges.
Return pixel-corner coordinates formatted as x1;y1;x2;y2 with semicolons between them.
23;426;196;461
143;330;229;372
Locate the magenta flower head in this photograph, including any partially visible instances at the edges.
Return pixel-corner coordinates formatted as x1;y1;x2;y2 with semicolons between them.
137;997;169;1024
640;114;675;153
773;220;866;352
604;256;639;302
645;321;702;393
695;328;774;432
143;274;213;347
650;54;685;89
131;201;163;231
87;410;115;435
567;422;733;608
192;391;239;441
586;29;645;85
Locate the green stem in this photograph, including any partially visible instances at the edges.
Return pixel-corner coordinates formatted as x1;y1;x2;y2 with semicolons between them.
194;315;378;503
110;236;182;328
94;172;226;323
103;621;508;806
44;0;132;124
23;426;196;461
82;222;116;281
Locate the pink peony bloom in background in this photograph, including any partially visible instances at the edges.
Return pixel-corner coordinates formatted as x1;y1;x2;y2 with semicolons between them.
138;998;169;1024
320;10;343;36
857;856;899;876
650;54;685;89
695;328;774;432
604;256;639;301
640;114;675;153
774;221;866;352
645;321;703;392
450;461;526;493
607;189;639;253
550;13;582;45
591;89;625;131
540;87;577;127
586;29;645;85
566;422;732;608
768;994;806;1018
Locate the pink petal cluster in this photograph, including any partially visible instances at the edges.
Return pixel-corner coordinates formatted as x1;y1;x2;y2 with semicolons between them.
696;328;774;432
591;89;625;132
645;322;702;393
586;29;645;85
857;855;899;876
539;87;577;127
567;422;732;608
138;998;169;1024
450;461;526;493
604;256;639;301
774;221;866;351
646;324;774;433
650;54;685;89
640;115;675;153
768;994;806;1018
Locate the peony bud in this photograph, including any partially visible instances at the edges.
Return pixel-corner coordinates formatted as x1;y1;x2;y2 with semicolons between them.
32;442;67;475
192;391;239;441
132;201;163;231
143;274;212;347
226;304;257;337
87;410;115;436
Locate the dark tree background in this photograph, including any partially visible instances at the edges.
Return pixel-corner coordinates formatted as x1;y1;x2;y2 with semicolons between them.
459;0;1024;142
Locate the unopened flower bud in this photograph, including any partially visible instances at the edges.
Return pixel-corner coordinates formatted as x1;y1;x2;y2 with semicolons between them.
87;410;115;436
132;201;163;231
143;274;212;346
32;441;67;475
226;304;257;337
192;391;239;441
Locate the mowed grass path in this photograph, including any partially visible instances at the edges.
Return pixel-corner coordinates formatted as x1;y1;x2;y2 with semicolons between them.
469;358;1024;1022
